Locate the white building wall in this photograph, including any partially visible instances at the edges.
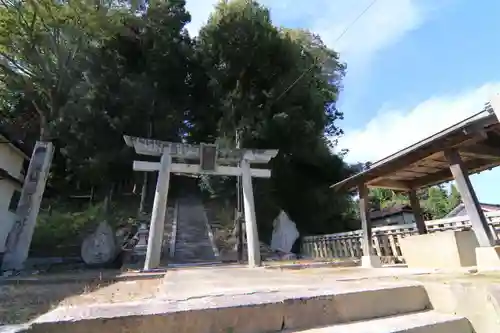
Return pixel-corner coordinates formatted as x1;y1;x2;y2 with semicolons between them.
372;214;405;227
0;141;24;179
402;212;416;224
372;212;416;227
0;140;25;253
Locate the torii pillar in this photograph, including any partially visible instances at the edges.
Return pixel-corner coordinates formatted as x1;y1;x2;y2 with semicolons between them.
241;158;260;267
144;148;171;270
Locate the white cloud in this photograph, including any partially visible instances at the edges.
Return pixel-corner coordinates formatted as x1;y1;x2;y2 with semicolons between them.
338;83;500;164
311;0;426;67
184;0;434;67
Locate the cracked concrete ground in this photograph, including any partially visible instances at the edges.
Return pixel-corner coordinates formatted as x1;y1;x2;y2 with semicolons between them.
1;264;497;329
158;265;434;301
1;265;428;325
25;267;432;333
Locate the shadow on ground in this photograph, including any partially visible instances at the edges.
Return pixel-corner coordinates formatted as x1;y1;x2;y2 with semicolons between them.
0;268;161;325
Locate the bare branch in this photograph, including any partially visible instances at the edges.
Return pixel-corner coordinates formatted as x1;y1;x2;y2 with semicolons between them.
0;52;35;78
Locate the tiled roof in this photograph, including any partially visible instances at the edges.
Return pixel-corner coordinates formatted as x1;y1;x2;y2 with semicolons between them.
0;109;38;157
370;204;413;220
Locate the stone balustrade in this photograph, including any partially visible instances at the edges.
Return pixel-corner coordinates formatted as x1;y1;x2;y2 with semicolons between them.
301;212;500;262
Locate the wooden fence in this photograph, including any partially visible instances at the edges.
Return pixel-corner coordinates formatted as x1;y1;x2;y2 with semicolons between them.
301;211;500;262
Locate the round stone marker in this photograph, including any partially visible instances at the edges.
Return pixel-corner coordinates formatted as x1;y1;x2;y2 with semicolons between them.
81;221;118;266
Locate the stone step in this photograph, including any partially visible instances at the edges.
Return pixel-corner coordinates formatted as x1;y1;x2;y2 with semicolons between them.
22;283;434;333
286;311;472;333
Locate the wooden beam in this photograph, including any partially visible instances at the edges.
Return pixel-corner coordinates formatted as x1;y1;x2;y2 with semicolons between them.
459;144;500;160
367;179;411;191
444;149;496;247
408;189;427;234
358;184;374;256
409;158;499;189
133;161;271;178
333;119;497;191
392;169;430;177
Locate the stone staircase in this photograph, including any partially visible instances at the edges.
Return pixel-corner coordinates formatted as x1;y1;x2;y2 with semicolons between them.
171;196;219;264
19;281;474;332
277;284;472;333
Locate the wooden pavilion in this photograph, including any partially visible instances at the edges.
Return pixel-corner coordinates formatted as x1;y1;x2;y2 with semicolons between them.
331;95;500;268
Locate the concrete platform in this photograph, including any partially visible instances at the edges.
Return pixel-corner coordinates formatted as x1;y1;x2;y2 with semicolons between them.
13;266;437;332
3;265;493;332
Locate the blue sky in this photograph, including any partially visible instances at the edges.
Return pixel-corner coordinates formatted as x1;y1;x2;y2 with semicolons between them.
186;0;500;203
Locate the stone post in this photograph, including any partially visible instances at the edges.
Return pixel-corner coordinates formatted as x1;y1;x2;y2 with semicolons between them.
144;148;171;270
2;141;54;271
241;158;261;267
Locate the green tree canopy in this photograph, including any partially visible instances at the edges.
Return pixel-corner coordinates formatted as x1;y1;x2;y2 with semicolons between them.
366;184;462;220
0;0;356;239
189;0;350;237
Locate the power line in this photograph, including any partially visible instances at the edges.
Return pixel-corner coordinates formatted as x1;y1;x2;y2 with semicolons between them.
273;0;379;104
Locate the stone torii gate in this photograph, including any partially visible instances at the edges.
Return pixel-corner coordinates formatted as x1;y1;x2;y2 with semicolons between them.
124;136;278;270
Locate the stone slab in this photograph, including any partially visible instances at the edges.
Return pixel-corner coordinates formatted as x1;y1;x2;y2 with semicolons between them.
157;266;438;301
24;282;429;333
476;246;500;269
423;280;500;333
400;230;478;269
286;311;472;333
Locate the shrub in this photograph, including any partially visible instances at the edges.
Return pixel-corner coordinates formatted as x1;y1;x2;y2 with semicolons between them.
30;201;136;257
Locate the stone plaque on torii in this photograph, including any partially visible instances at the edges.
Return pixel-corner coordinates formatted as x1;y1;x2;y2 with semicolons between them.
124;135;278;270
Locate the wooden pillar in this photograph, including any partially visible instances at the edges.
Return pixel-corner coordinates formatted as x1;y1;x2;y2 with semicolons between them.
241;158;261;267
359;184;374;256
144;148;171;270
359;184;381;267
445;149;496;247
408;189;427;234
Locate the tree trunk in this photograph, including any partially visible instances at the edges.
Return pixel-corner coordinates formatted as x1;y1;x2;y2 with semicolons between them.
138;172;148;215
104;184;114;216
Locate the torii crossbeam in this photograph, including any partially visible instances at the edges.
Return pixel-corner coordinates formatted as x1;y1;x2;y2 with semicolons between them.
124;135;278;270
